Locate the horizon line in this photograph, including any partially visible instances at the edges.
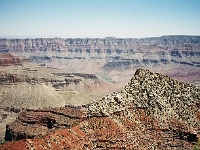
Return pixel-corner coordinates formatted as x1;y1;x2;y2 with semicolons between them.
1;35;200;39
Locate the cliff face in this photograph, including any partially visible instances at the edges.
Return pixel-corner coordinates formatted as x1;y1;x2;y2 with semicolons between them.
1;69;199;149
1;36;200;52
1;36;200;67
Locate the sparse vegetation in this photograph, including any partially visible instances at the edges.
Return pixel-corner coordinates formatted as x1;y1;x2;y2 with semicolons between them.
0;139;5;144
194;140;200;150
101;75;113;83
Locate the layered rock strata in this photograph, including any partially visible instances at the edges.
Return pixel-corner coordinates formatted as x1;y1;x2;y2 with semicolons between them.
1;36;200;52
4;106;87;141
0;53;109;110
1;36;200;69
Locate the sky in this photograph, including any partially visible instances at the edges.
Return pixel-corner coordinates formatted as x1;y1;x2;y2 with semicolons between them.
0;0;200;38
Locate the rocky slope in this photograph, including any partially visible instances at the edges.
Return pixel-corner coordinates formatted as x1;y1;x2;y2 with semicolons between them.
0;54;113;142
0;53;111;109
1;69;199;149
4;106;86;141
0;70;108;109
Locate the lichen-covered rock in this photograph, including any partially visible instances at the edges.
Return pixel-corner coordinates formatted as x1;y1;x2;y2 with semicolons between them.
87;68;200;148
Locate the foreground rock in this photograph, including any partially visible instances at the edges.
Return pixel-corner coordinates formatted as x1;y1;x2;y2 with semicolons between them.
1;69;199;149
4;106;87;141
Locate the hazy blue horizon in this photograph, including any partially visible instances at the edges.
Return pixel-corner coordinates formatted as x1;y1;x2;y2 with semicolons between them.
1;0;200;38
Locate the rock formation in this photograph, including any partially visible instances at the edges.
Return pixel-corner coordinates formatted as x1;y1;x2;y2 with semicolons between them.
4;106;87;141
0;53;22;66
1;69;199;149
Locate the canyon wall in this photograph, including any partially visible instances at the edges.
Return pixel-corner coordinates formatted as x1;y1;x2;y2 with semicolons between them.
1;36;200;52
1;36;200;84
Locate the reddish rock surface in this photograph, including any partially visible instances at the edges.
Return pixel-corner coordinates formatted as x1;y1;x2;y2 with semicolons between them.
0;53;21;66
5;106;87;141
0;114;196;150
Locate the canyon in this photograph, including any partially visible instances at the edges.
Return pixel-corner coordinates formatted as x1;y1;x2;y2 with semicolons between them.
0;35;200;149
0;35;200;86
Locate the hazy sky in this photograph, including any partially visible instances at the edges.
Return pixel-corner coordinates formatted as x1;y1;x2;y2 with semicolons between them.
0;0;200;38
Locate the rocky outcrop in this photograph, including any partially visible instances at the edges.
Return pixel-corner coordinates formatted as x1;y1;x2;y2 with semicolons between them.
1;69;199;149
0;72;24;84
50;73;100;92
52;73;98;79
87;69;199;148
4;106;87;141
0;70;100;90
0;72;47;85
0;53;22;66
88;69;199;121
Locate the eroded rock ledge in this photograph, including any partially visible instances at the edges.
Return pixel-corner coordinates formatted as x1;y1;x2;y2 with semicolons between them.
5;106;87;141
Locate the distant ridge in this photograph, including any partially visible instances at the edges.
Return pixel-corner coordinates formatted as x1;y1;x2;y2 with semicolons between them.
0;35;200;53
